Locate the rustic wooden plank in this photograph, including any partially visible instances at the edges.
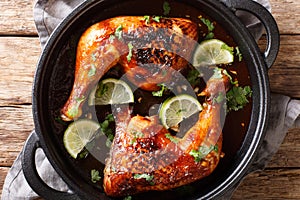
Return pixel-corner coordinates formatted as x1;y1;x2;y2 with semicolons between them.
258;35;300;98
268;128;300;168
233;169;300;199
0;37;40;106
0;105;33;167
0;167;10;197
270;0;300;35
0;0;37;35
0;0;299;35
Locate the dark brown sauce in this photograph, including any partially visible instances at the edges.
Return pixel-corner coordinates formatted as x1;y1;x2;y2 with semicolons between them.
48;0;251;199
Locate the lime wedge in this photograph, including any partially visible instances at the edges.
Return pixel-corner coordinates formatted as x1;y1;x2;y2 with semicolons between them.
159;94;202;129
88;78;134;106
192;39;234;66
63;119;100;158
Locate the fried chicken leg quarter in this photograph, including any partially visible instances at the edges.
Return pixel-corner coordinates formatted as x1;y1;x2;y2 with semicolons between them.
104;75;230;197
61;16;198;121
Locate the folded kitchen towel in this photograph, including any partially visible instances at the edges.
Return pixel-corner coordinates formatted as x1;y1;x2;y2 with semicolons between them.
2;0;300;199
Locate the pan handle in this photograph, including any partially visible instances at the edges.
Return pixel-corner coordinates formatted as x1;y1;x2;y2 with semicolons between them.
227;0;280;69
22;131;80;200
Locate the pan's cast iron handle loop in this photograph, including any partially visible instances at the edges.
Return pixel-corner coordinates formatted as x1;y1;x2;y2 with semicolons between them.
228;0;280;69
22;131;80;200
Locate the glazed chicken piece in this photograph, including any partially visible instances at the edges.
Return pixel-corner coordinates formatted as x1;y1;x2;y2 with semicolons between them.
104;73;230;197
61;16;198;121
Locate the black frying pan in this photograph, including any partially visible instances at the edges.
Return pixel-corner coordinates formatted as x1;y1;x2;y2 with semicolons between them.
22;0;279;199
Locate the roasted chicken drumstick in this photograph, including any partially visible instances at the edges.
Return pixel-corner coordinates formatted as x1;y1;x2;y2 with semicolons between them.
104;73;230;197
61;16;198;121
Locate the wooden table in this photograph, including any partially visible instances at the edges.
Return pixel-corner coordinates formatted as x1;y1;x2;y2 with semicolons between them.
0;0;299;199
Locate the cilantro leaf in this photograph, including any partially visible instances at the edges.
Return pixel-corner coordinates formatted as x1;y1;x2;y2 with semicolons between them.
226;86;252;112
134;173;154;184
200;18;215;32
235;46;243;62
144;15;150;24
152;83;167;97
114;25;123;40
187;69;201;86
127;42;134;62
153;16;161;23
189;145;218;162
163;1;171;15
165;133;179;144
91;169;101;183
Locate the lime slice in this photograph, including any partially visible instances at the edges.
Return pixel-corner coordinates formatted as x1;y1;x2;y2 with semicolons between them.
159;94;202;129
192;39;234;66
88;78;134;106
63;119;100;158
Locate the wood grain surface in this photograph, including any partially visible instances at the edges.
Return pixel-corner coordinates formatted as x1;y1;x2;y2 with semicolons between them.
0;0;299;199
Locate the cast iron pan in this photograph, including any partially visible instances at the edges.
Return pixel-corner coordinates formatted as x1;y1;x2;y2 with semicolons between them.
22;0;279;199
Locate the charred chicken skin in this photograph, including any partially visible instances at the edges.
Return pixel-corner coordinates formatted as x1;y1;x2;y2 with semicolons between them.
61;16;198;121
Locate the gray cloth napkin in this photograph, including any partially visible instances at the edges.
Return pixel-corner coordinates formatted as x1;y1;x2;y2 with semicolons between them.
2;0;300;199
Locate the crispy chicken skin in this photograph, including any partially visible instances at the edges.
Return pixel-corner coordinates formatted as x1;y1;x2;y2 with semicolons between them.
104;74;230;197
61;16;198;121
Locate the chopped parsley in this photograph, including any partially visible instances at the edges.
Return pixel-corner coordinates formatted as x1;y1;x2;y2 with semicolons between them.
152;83;167;97
221;43;234;54
88;64;97;77
200;17;215;40
127;42;134;62
91;169;101;183
109;34;116;42
133;173;154;185
153;16;161;23
213;92;225;104
187;68;202;86
99;114;115;148
114;25;123;40
124;196;132;200
226;86;252;112
163;1;171;15
189;145;218;162
165;133;179;144
130;130;144;145
144;15;150;24
235;46;243;62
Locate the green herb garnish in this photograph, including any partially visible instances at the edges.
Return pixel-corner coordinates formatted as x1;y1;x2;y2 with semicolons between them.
91;169;101;183
114;25;123;40
152;83;167;97
235;46;243;62
130;131;145;145
99;114;115;148
200;17;215;40
200;18;215;32
165;133;179;144
221;43;234;54
226;86;252;112
153;16;161;23
127;42;134;62
124;196;132;200
187;68;201;86
144;15;151;24
213;92;225;104
163;1;171;15
134;173;154;185
88;64;97;77
189;145;218;162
